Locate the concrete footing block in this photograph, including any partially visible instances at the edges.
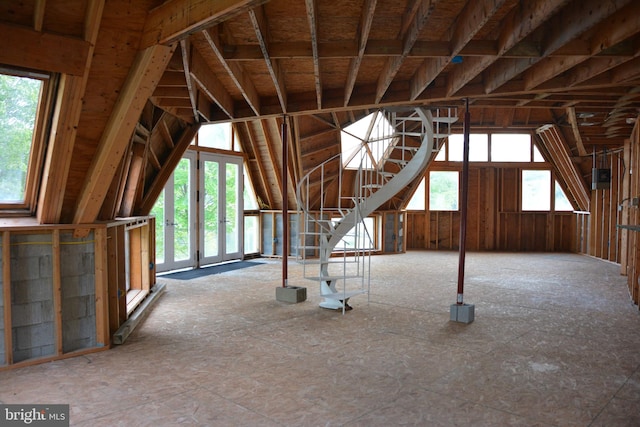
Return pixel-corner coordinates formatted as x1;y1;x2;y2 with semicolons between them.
450;303;475;324
276;286;307;303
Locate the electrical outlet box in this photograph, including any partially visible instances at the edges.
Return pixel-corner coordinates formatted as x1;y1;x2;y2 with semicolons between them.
592;168;611;190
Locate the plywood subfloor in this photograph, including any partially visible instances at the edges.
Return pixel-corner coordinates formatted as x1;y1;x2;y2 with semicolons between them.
2;251;640;426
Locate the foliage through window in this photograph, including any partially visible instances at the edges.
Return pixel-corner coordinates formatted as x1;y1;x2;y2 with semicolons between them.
0;72;44;205
197;122;235;150
429;171;459;211
522;170;551;211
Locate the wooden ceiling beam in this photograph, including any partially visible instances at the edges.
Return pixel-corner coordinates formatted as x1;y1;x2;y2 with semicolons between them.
0;22;91;76
249;7;287;112
139;122;200;215
140;0;268;48
411;0;506;100
73;43;176;224
446;0;571;97
344;0;377;107
36;0;105;224
485;0;632;94
566;107;588;156
524;1;640;91
202;26;261;116
179;39;199;122
189;48;234;119
375;0;435;103
304;0;322;109
34;0;46;31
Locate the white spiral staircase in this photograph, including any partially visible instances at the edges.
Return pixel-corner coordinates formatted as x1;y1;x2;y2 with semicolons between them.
295;106;457;312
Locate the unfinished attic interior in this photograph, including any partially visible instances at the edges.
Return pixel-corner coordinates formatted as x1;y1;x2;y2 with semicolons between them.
1;0;640;406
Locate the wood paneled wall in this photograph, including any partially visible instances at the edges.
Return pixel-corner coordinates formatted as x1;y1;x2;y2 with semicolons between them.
406;165;576;252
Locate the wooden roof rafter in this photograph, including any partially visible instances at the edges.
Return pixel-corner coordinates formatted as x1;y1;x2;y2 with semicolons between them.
179;39;199;122
410;0;506;101
189;48;235;119
375;0;435;103
484;0;632;95
446;0;571;97
140;0;269;48
344;0;377;107
304;0;322;110
201;26;261;116
248;6;287;112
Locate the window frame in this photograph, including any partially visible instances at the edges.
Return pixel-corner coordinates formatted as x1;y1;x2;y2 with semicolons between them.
0;68;54;214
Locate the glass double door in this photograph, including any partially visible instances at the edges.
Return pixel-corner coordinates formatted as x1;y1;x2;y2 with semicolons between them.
153;151;243;273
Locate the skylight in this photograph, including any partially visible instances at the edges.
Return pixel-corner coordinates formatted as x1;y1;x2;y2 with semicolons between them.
341;112;394;170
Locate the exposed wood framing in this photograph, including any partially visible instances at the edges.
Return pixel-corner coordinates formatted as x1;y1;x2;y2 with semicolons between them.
375;0;435;103
536;124;590;211
249;7;287;113
484;0;631;94
33;0;46;31
190;48;234;118
304;0;321;110
73;43;176;224
2;231;12;365
566;107;588;156
0;22;91;76
344;0;376;107
180;39;199;121
202;27;261;116
36;2;106;224
139;123;201;215
411;0;506;100
52;229;62;355
140;0;269;48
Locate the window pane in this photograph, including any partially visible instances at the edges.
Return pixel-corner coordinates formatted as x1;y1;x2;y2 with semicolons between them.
448;135;463;161
244;215;260;254
555;181;573;211
0;74;41;202
244;165;259;210
198;123;232;149
447;134;488;162
522;170;550;211
434;142;446;161
429;171;459;211
151;189;165;264
341;112;393;169
491;134;531;162
533;144;545;162
406;177;425;210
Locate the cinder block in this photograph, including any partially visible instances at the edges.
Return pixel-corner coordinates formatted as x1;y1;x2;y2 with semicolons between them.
450;303;475;324
14;322;55;351
275;286;307;303
10;257;42;282
12;302;45;327
11;278;53;304
62;317;96;352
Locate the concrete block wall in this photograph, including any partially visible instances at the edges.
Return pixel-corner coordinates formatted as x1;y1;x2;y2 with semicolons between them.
10;234;55;363
60;232;96;353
